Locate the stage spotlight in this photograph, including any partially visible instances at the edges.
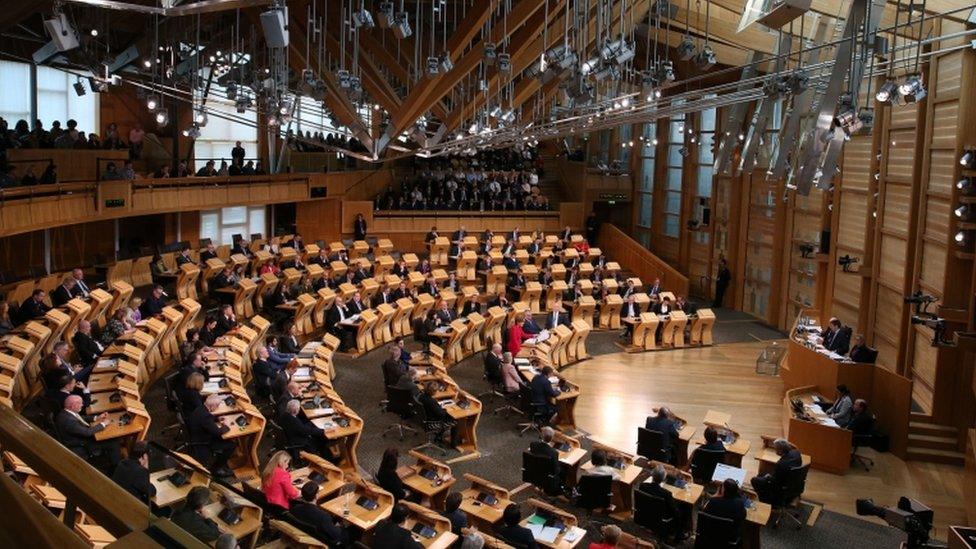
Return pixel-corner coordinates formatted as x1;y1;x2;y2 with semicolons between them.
182;124;201;139
677;36;696;61
657;60;675;82
960;151;976;168
954;230;971;247
154;108;169;127
73;78;86;97
439;52;454;73
694;45;716;70
484;43;497;65
194;110;208;127
377;2;394;27
146;95;159;111
957;178;975;195
954;205;972;220
898;74;926;103
392;12;412;39
875;78;898;103
352;8;375;28
580;57;601;75
426;56;440;76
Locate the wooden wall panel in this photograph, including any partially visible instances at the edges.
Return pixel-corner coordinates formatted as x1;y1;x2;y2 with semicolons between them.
875;337;900;373
837;194;869;252
920;240;947;294
923;198;951;241
934;52;962;97
930;102;960;150
875;285;905;352
832;273;862;318
878;234;908;289
928;150;957;195
881;183;913;235
911;325;937;413
840;136;873;192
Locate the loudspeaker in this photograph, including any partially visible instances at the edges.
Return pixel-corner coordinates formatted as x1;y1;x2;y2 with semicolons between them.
44;13;79;52
820;230;831;254
260;8;289;48
702;207;711;226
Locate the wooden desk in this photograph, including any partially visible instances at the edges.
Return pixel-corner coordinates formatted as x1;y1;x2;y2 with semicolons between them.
94;400;151;443
689;308;715;345
219;404;266;471
519;498;586;548
151;460;212;508
400;500;459;549
290;451;346;502
201;496;263;549
552;431;587;487
783;386;852;474
459;473;513;530
571;296;596;328
75;523;115;548
754;448;812;476
310;404;363;473
444;392;482;453
517;364;578;429
599;294;622;329
580;439;643;518
399;449;456;510
321;480;394;532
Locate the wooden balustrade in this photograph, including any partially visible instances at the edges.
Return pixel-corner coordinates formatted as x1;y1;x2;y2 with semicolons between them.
598;223;690;297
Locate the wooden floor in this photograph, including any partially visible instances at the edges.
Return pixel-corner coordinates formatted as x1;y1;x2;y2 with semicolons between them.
560;341;971;540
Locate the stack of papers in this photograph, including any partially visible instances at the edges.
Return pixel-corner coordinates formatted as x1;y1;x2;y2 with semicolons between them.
202;382;222;393
526;515;561;543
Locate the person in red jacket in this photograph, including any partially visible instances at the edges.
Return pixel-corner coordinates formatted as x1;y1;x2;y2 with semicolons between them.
262;451;298;510
507;312;532;356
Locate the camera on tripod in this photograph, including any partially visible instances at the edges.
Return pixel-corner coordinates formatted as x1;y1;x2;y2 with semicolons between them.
856;497;944;549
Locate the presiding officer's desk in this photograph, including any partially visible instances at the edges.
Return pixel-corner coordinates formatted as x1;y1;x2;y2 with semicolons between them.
783;386;852;474
781;310;875;399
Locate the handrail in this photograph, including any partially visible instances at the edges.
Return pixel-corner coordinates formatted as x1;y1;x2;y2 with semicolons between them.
0;405;149;536
0;472;87;548
375;210;558;217
598;222;690;297
0;182;96;202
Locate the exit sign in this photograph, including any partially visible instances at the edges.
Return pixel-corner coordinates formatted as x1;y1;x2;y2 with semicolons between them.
104;198;125;208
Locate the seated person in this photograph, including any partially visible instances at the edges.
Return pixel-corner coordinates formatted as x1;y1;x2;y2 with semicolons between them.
383;344;409;388
750;438;802;504
55;394;121;467
251;347;276;397
498;503;538;549
279;322;302;354
140;285;167;317
637;465;687;540
376;447;411;502
373;503;423;549
644;406;681;464
262;451;298;511
111;441;156;504
483;343;504;386
528;427;563;495
589;524;623;549
703;478;748;534
266;336;295;369
846;398;874;435
172;486;221;543
501;352;522;394
848;334;875;363
530;365;561;424
72;320;104;371
47;374;90;415
186;394;236;477
290;481;351;546
214;304;237;337
176;372;205;416
822;317;851;355
442;491;484;546
583;448;621;481
700;425;726;452
391;369;421;400
824;384;854;426
417;382;460;447
278;399;338;462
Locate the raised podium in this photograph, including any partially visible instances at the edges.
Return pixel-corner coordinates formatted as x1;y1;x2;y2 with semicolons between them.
546;281;568;310
431;268;449;285
338;282;358;301
373;303;396;346
487;265;508;295
550;263;566;281
689;309;715;345
483;306;506;346
429;237;449;266
569;319;591;362
661;311;688;347
522;264;539;281
359;278;379;304
572;296;596;328
392;298;415;337
464;313;486;354
457;286;479;314
355;309;379;354
599;294;623;329
313;288;337;327
232;278;257;318
251;250;273;274
374;255;394;277
200;258;225;294
375;238;393;256
350;240;369;259
411;293;436;324
436;289;457;311
522;282;543;313
457;251;477;281
175;264;200;301
86;288;114;326
293;293;318;335
254;272;279;310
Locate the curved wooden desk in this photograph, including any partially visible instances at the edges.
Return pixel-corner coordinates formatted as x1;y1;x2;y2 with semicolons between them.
783;386;852;474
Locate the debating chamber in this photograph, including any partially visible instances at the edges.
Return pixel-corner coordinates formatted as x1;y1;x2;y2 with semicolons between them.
2;0;976;547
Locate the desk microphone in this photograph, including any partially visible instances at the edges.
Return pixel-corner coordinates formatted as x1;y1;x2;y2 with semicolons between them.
160;290;169;297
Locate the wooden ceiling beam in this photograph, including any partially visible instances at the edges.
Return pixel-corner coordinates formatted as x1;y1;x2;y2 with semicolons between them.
379;0;496;152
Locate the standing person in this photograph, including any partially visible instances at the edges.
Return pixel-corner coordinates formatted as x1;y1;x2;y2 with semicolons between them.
353;213;367;241
231;141;246;165
128;123;145;158
585;211;599;243
714;257;731;308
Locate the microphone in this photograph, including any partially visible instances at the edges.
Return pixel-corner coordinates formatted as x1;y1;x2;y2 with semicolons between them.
160;290;169;297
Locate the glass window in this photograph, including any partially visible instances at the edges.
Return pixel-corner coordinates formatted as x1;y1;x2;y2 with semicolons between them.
36;66;100;135
195;84;258;170
618;124;632;166
637;122;656;231
0;61;31;123
664;103;685;238
200;206;267;246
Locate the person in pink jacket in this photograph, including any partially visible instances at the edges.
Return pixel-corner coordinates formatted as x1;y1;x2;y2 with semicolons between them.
262;451;298;510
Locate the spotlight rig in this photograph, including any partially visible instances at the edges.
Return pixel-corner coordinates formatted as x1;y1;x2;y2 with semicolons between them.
838;254;859;272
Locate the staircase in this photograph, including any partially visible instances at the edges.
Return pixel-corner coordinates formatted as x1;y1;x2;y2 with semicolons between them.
906;414;967;466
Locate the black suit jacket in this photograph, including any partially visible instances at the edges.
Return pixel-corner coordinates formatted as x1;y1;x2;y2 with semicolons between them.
418;392;450;422
52;285;74;307
199;250;217;263
621;302;642;318
435;308;455;324
544;311;568;330
645;416;680;449
528;440;560;477
484;352;503;383
140;295;166;317
252;359;275;393
112;458;156;502
826;327;851;355
703;495;747;531
639;481;677;518
215;315;236;337
55;410;106;455
376;468;407;502
18;298;50;323
72;332;103;369
373;292;395;308
289;501;348;545
280;335;301;355
848;345;874;363
372;520;422;549
186;405;230;450
499;524;538;549
278;411;323;448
